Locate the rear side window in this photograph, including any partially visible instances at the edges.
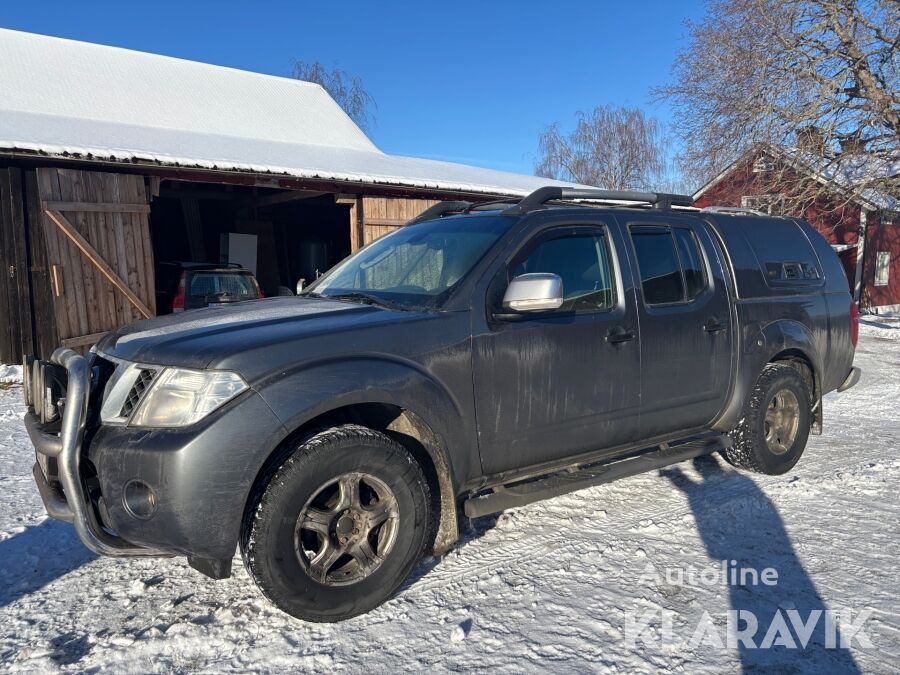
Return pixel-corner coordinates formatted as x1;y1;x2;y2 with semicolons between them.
631;229;685;304
673;228;707;299
630;226;709;305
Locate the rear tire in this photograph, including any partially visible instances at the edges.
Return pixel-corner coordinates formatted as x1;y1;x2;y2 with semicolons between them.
723;363;811;475
241;424;431;622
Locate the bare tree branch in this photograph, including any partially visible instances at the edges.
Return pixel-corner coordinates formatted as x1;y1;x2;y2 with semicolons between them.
290;60;376;131
534;105;670;191
655;0;899;214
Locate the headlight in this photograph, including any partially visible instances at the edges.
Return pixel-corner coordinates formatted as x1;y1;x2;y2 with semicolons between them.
129;367;248;428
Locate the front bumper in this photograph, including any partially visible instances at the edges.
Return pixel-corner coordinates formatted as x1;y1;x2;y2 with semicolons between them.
26;348;288;562
26;348;167;556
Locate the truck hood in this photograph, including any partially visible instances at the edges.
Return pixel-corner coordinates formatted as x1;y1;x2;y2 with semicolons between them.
95;296;416;369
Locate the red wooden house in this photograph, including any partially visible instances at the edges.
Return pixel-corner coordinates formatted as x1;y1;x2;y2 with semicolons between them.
693;147;899;314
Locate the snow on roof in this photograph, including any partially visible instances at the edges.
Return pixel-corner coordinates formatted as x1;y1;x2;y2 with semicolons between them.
782;148;899;212
0;29;580;197
694;144;898;212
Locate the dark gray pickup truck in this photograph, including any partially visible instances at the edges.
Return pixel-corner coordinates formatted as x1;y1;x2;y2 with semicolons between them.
24;186;860;621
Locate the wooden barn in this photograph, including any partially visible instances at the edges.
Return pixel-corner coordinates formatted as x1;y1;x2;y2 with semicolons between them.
0;28;574;363
693;145;899;314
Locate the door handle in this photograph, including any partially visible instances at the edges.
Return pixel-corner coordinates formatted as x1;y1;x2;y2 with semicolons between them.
605;326;636;344
703;318;727;333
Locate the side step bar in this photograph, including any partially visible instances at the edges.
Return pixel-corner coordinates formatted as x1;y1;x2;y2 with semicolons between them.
463;433;732;518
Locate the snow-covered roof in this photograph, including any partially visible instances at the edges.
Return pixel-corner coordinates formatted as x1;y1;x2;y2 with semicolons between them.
0;29;580;197
783;148;899;212
694;144;898;212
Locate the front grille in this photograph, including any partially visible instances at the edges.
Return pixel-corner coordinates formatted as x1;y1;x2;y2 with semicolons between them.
120;368;157;418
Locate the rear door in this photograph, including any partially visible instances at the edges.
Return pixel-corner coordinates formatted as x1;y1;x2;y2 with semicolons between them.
623;214;733;437
472;218;641;475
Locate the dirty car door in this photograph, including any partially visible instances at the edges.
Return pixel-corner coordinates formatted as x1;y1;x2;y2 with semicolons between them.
473;221;641;475
625;215;734;438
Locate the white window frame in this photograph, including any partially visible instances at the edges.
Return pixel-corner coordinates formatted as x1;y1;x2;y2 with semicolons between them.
875;251;890;287
741;194;785;215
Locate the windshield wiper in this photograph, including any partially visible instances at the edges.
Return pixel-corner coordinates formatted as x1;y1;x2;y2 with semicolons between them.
321;292;401;310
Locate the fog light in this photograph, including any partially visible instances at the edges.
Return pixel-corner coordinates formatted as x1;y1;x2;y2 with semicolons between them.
123;480;157;519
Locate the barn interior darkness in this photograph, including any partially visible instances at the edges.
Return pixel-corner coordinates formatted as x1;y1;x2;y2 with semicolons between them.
149;180;351;313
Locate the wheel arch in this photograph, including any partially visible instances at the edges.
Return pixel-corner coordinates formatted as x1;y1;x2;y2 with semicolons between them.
717;318;824;433
242;401;461;556
766;347;821;434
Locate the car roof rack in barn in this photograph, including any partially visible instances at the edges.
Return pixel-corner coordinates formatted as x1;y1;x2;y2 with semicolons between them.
502;186;694;215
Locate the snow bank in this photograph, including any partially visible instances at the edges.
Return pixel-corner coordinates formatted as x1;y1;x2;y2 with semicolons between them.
860;315;900;341
0;364;22;383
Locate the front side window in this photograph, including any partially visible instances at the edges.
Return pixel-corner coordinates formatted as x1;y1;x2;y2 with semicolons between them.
631;226;709;305
510;229;616;312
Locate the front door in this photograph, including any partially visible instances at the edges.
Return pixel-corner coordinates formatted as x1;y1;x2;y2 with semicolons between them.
623;215;734;438
473;221;641;476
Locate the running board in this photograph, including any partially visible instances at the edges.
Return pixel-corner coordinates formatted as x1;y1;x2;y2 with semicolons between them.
463;433;732;518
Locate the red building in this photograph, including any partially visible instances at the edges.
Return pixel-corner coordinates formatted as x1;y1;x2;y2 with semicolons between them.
693;147;899;314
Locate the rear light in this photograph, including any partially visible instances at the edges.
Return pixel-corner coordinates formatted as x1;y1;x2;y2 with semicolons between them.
252;277;264;299
172;272;186;313
849;301;859;347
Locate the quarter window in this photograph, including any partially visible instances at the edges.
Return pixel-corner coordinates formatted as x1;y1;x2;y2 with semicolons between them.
511;231;616;312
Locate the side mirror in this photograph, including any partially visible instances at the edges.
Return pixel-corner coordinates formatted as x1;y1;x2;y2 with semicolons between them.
296;278;306;295
500;273;564;315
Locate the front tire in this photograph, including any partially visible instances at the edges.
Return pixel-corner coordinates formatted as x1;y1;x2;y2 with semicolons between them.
724;363;811;475
241;424;431;622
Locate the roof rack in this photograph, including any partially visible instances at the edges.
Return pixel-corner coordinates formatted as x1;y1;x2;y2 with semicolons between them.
701;205;767;217
407;186;695;224
408;200;472;224
503;186;694;215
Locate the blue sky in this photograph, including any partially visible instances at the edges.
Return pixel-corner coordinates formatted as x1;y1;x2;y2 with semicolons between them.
0;0;706;175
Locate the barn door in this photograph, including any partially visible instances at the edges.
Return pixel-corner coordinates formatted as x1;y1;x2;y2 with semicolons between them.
36;168;156;351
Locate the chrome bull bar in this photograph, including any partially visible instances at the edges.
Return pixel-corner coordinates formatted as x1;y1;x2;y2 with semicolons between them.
26;348;166;557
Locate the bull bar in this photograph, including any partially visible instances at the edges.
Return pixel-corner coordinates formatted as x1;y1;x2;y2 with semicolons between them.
25;348;167;557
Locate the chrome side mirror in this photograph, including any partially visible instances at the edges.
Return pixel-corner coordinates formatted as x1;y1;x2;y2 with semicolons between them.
501;273;564;313
296;278;306;295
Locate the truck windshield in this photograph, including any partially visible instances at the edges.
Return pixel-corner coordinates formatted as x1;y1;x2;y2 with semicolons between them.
305;214;512;309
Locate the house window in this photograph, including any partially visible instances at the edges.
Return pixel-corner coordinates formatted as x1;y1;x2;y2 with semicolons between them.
741;194;785;215
875;251;891;287
752;158;775;173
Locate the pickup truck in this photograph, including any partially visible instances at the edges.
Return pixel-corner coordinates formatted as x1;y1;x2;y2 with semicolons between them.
23;186;861;622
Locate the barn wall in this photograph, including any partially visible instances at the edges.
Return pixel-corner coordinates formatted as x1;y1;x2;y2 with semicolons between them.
360;196;440;246
862;214;900;311
36;167;155;351
0;167;32;363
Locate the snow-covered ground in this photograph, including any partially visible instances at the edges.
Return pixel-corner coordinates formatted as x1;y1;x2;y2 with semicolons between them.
1;323;897;673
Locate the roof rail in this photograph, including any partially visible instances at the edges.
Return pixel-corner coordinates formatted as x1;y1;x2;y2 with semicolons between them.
409;200;472;224
701;205;767;217
503;186;694;215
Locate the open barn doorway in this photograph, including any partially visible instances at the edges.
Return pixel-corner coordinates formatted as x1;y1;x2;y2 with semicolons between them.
148;180;351;314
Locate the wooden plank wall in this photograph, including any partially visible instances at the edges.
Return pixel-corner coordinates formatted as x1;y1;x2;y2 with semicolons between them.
360;196;440;246
0;167;34;363
37;168;155;350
